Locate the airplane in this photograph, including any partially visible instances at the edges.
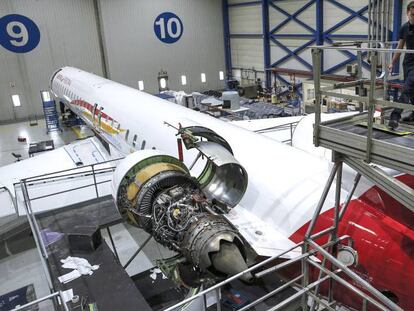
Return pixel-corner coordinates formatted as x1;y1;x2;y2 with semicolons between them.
0;66;412;310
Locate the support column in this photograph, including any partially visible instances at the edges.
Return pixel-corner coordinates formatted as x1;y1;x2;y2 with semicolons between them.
316;0;324;73
93;0;110;79
262;0;271;89
222;0;233;81
392;0;402;74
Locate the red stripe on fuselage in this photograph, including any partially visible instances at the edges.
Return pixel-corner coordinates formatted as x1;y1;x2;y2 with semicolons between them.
72;100;114;122
289;174;414;310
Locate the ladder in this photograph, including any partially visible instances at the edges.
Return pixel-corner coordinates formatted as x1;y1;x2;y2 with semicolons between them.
42;100;61;134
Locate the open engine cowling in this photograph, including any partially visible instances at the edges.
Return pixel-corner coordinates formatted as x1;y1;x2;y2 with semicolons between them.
111;147;251;279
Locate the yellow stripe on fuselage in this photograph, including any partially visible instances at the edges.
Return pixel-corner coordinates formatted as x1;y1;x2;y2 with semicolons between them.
81;109;122;135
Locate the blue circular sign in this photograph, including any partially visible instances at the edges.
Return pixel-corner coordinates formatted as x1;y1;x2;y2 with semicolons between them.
154;12;183;44
0;14;40;53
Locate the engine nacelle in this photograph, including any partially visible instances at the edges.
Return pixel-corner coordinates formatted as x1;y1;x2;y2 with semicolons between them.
112;147;251;279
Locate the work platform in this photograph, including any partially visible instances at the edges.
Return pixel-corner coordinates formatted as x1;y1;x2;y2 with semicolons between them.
35;196;301;311
317;111;414;175
311;43;414;211
36;196;152;311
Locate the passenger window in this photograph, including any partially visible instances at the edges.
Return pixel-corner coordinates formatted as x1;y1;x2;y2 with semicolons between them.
132;135;137;147
141;140;146;150
125;129;130;141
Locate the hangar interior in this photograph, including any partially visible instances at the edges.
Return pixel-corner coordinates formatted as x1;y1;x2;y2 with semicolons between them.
0;0;413;311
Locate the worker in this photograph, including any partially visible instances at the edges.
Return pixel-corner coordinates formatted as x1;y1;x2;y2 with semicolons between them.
388;1;414;129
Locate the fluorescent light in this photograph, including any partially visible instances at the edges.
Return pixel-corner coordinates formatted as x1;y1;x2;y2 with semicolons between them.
181;75;187;85
138;80;144;91
12;95;21;107
41;91;51;102
201;73;206;83
160;78;167;89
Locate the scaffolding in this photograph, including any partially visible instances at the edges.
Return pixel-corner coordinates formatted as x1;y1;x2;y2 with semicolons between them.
312;43;414;210
15;149;404;311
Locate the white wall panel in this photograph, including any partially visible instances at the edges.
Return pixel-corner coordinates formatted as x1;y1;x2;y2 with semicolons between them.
333;19;368;35
99;0;225;93
270;44;288;65
324;49;349;69
231;38;264;71
269;5;286;26
229;5;262;34
270;38;313;70
228;0;258;4
0;0;103;121
324;1;352;31
325;0;368;35
0;0;225;121
270;1;316;33
228;0;378;78
403;0;411;24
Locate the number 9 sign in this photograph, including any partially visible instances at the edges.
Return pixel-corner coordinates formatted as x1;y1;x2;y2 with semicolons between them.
154;12;183;44
0;14;40;53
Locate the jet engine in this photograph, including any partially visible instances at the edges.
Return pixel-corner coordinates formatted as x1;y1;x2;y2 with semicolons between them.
112;130;250;281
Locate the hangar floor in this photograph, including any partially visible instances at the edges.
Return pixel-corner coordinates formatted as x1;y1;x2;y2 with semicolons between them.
0;119;78;167
0;118;180;310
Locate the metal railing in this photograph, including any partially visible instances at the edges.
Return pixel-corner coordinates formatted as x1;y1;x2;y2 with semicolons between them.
10;291;69;311
311;42;414;212
254;120;300;145
312;43;414;156
9;98;406;311
0;185;18;217
13;136;399;311
164;160;401;311
163;234;400;310
164;181;401;311
18;157;122;307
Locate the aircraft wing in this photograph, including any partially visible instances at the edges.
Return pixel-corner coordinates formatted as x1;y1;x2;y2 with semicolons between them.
0;137;118;218
0;134;300;259
225;206;301;259
231;116;305;143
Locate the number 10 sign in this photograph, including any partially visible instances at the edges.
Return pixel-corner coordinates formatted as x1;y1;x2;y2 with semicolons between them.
154;12;183;44
0;14;40;53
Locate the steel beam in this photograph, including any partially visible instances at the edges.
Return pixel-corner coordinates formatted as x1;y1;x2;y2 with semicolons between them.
93;0;110;78
270;38;314;70
392;0;402;75
316;0;324;73
228;1;261;7
262;0;271;89
345;156;414;211
307;241;403;311
269;0;316;34
222;0;232;79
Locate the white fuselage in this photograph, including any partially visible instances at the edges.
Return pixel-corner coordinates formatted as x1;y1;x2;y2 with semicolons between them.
51;67;372;238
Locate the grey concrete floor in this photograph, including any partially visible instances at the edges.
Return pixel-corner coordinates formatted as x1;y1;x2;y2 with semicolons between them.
0;119;78;310
0;118;305;311
0;119;177;310
0;119;77;167
0;248;54;310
